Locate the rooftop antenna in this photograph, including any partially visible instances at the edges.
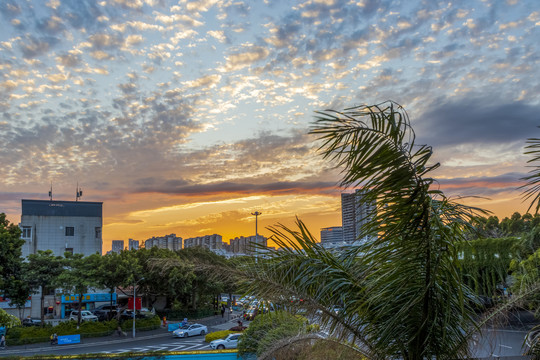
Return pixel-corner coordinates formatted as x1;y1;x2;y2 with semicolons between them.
76;182;83;202
48;182;53;201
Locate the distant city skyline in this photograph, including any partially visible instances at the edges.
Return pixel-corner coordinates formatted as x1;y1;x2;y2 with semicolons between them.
1;1;539;252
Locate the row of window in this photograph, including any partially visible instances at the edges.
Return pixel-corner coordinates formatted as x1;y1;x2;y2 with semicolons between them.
20;226;102;238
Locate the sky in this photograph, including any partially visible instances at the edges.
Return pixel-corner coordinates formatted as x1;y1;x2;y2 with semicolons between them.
1;0;540;252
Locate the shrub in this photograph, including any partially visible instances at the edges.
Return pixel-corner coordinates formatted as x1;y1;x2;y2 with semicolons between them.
4;317;160;345
205;330;234;342
156;308;214;320
120;315;160;332
238;311;311;356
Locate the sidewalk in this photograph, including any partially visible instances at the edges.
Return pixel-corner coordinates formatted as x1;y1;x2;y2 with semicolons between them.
0;311;245;354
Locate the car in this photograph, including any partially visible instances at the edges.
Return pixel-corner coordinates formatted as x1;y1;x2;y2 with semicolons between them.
119;309;149;320
69;310;98;322
210;333;241;350
243;307;258;321
92;305;119;321
22;318;42;326
172;323;208;338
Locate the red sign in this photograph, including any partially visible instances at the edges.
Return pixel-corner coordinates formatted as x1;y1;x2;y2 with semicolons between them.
128;297;142;310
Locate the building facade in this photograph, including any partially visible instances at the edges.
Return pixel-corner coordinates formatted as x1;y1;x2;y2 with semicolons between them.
184;234;223;250
320;226;344;247
341;189;375;245
20;199;103;258
111;240;124;253
144;233;182;251
17;199;104;319
128;238;139;250
229;235;267;255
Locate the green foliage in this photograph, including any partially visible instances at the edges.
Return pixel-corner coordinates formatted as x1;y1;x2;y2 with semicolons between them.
156;307;214;320
510;248;540;311
204;329;235;342
0;213;28;308
120;315;160;331
268;339;366;360
25;250;65;323
0;308;21;327
4;317;160;345
457;237;521;296
238;311;310;356
238;102;487;359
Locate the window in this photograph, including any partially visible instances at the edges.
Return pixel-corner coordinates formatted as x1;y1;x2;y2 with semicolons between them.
65;227;74;236
21;226;32;238
65;248;73;255
95;227;101;239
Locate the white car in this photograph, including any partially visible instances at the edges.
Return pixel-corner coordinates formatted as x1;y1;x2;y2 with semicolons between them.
69;310;98;322
172;323;208;338
210;333;241;349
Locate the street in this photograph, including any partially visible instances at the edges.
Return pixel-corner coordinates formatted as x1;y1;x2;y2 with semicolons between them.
0;313;244;358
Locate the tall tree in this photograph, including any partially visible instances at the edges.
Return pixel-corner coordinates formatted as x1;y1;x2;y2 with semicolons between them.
56;253;98;326
237;101;486;359
90;252;131;319
26;250;65;324
0;213;28;308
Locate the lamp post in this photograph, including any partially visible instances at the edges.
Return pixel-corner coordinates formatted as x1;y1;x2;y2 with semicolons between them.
133;277;144;338
251;211;262;241
251;211;262;260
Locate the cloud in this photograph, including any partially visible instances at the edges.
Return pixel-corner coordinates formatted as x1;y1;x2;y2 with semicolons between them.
416;98;540;146
19;35;58;58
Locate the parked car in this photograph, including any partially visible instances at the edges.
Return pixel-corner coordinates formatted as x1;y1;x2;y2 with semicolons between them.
69;310;98;322
22;318;42;326
172;323;208;338
210;333;241;350
119;309;149;320
92;305;119;321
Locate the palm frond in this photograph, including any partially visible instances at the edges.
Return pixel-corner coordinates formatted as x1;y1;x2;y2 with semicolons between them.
521;136;540;214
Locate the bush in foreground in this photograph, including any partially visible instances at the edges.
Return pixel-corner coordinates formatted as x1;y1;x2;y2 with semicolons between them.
205;329;234;342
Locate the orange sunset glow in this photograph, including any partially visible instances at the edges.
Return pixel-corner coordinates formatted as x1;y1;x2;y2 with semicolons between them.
1;1;539;252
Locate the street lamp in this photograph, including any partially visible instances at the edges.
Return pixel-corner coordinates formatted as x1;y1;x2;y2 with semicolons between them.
251;211;262;260
251;211;262;242
133;277;144;338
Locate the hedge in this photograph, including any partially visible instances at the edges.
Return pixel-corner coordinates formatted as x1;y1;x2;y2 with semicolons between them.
5;315;160;346
156;308;215;320
204;330;235;342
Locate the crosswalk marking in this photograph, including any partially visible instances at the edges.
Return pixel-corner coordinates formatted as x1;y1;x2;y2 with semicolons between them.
100;341;211;354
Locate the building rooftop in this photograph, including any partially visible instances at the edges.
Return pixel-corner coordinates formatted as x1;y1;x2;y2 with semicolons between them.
21;199;103;218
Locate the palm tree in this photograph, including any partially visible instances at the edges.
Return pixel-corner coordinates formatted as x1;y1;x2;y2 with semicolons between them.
240;101;487;359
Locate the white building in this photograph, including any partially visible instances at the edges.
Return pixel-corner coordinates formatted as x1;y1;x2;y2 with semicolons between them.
341;189;375;245
184;234;223;250
111;240;124;253
20;199;103;258
144;233;182;251
128;238;139;250
229;235;267;255
16;199;106;319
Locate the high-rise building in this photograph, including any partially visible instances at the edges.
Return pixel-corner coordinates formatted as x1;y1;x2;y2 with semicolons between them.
184;234;223;250
341;189;375;244
20;199;103;257
128;238;139;250
144;233;182;251
229;235;267;255
320;226;343;246
111;240;124;253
